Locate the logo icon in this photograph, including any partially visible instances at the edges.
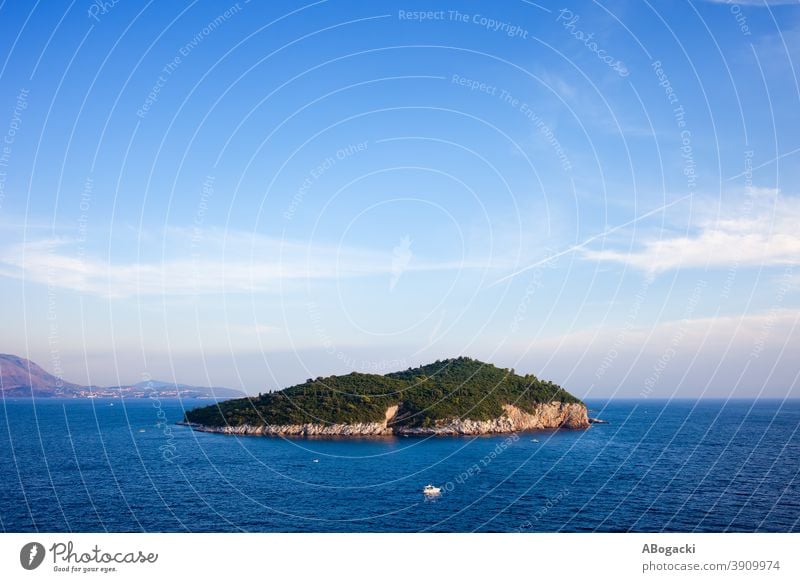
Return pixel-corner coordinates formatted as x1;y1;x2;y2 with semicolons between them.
20;542;45;570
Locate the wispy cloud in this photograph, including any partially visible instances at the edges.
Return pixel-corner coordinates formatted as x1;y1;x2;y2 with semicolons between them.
527;308;800;354
0;229;504;298
583;191;800;273
505;307;800;397
537;71;577;100
703;0;799;5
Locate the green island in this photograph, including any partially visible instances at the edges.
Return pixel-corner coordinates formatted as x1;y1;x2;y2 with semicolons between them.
183;358;589;436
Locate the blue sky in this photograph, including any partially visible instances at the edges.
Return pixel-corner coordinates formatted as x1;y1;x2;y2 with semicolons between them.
0;0;798;398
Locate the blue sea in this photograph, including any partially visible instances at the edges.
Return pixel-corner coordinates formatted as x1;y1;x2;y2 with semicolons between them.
0;398;797;532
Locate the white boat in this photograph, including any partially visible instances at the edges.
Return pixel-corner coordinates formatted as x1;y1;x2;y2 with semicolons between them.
531;439;539;443
423;484;441;496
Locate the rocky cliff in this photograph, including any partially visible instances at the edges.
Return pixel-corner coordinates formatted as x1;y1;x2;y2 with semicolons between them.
397;403;589;435
184;402;589;437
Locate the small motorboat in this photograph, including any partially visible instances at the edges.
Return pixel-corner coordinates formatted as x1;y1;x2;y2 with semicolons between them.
531;439;539;443
423;484;441;496
312;459;319;463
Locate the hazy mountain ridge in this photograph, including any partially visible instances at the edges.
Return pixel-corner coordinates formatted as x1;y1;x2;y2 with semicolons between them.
0;354;243;398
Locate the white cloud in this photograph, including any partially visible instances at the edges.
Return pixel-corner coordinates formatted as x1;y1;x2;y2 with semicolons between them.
227;323;282;335
583;191;800;273
0;230;503;298
537;71;577;100
529;308;800;354
704;0;799;5
503;308;800;398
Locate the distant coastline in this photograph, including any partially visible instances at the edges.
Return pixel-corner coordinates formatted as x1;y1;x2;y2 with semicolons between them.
0;353;243;399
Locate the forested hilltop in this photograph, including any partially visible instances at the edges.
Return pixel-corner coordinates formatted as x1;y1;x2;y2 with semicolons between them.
184;357;585;432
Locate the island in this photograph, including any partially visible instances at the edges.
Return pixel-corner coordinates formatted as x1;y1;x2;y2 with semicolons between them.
182;357;589;436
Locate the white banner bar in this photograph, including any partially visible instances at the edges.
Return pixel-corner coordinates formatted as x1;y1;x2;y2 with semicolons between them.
1;533;796;581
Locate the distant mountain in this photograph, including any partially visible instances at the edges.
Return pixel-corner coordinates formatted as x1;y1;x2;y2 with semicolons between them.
0;354;244;399
0;354;84;396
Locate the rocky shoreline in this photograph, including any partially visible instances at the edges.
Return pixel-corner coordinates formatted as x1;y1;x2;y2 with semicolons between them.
179;402;590;437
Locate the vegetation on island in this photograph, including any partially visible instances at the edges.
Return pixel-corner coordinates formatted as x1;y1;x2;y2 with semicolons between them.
183;357;583;428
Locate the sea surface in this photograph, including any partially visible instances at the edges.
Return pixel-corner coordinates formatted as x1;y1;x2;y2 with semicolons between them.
0;398;798;532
